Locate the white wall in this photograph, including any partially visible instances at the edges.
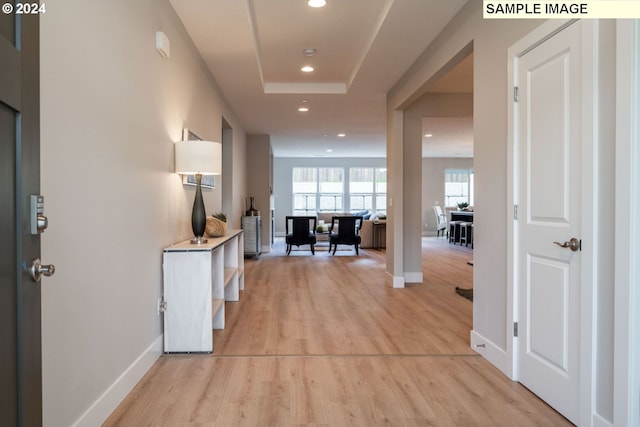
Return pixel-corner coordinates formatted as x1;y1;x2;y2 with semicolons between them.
273;157;386;236
422;158;473;234
40;1;247;426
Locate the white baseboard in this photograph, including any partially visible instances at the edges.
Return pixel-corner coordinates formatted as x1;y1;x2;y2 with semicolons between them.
387;271;405;288
404;272;423;283
72;334;163;427
388;272;423;287
470;330;511;378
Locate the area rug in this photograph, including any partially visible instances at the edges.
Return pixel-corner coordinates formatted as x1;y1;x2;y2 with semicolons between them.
455;287;474;302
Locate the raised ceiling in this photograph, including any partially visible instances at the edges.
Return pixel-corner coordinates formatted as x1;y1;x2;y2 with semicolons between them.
169;0;471;158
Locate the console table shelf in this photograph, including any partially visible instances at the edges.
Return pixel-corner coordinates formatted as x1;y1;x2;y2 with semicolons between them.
162;230;244;353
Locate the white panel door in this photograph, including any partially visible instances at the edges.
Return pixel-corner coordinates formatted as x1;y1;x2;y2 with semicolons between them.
515;22;582;424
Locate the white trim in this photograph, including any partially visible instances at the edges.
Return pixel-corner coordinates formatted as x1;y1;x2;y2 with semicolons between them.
614;19;640;427
263;82;347;94
507;19;596;426
470;330;510;378
388;271;405;288
579;20;598;427
403;272;423;283
71;335;163;427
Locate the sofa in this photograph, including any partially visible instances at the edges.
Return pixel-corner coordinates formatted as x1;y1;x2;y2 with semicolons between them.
316;211;386;249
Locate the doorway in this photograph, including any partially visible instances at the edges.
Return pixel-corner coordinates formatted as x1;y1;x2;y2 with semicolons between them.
221;117;233;223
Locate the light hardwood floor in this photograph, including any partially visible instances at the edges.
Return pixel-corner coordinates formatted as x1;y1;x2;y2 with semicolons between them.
103;237;572;427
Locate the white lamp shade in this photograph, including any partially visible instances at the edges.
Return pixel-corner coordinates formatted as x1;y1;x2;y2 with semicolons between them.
175;140;222;175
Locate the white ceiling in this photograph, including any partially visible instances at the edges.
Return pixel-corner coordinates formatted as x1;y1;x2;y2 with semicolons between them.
169;0;472;158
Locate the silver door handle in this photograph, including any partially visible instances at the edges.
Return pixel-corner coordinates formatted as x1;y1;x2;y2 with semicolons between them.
30;258;55;282
553;238;581;252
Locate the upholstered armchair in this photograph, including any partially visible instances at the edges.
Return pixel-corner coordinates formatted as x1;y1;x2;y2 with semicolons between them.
285;216;317;255
328;216;363;255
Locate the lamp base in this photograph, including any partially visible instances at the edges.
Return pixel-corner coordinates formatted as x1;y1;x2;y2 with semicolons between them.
190;236;208;244
190;173;207;245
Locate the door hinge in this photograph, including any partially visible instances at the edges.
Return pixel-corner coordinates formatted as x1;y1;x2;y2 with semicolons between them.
513;322;519;337
513;204;518;220
159;299;167;313
514;86;519;102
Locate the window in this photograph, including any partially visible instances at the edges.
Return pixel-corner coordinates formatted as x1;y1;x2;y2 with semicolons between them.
348;167;387;214
445;168;474;207
292;166;386;215
292;167;317;215
375;168;387;214
349;168;373;211
318;168;344;212
292;167;344;215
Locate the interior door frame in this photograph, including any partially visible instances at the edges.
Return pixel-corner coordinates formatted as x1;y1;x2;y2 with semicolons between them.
1;9;42;426
506;19;596;426
614;19;640;427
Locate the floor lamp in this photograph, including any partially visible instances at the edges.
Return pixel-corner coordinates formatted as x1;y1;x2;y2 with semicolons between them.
175;140;222;244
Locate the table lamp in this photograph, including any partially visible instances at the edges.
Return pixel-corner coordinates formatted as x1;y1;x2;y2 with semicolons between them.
175;140;222;244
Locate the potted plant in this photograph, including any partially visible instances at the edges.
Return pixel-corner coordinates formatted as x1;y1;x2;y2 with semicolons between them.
206;212;227;237
457;202;469;211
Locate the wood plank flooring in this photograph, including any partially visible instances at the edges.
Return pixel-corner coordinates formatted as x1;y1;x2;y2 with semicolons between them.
103;237;572;427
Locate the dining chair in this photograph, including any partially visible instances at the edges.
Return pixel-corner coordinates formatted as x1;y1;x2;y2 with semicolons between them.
433;205;447;238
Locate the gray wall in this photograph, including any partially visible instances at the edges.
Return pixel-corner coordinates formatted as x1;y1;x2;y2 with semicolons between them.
273;157;386;236
40;1;248;425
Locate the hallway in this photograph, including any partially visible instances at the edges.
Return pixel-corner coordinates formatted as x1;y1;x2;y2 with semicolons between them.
104;238;571;426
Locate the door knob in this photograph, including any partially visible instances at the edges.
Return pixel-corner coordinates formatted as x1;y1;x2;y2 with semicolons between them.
29;258;55;282
553;238;581;252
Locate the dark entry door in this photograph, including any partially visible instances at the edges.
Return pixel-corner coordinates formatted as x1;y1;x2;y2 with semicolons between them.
1;7;44;427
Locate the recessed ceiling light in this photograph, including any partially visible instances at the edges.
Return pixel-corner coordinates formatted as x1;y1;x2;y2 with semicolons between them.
301;66;314;73
326;149;333;152
424;133;433;138
308;0;326;8
337;133;346;137
298;107;309;112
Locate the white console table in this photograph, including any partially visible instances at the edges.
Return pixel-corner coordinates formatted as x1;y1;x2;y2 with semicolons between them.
162;229;244;353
